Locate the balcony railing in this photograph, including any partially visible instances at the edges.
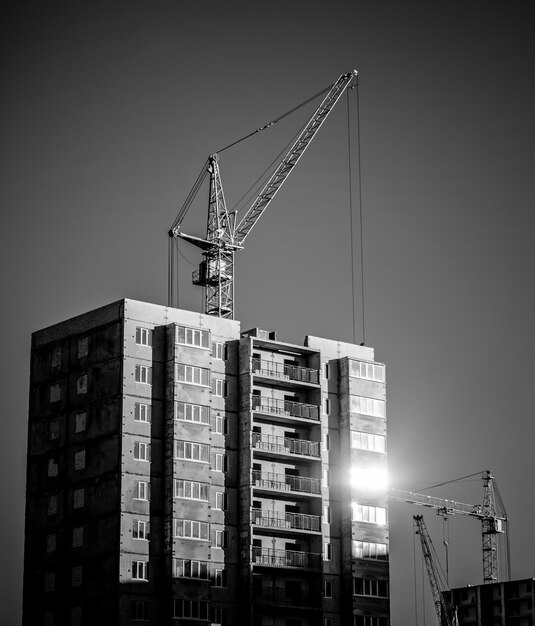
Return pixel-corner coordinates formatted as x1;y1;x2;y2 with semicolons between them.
252;508;321;532
252;470;321;495
252;433;320;458
252;358;319;385
251;395;319;421
254;586;321;607
252;547;321;570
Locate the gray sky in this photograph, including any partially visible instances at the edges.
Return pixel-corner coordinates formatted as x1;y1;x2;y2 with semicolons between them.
2;1;534;623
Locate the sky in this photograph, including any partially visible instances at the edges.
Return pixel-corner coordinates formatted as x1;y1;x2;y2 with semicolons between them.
2;1;534;624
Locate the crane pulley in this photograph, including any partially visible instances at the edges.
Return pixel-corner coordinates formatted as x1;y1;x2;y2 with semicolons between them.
169;70;358;317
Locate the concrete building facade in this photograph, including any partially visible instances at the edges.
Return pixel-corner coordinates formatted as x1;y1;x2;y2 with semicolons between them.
23;299;389;626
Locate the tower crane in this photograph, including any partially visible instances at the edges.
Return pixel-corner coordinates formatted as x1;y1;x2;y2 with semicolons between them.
169;70;358;318
389;470;508;584
414;514;460;626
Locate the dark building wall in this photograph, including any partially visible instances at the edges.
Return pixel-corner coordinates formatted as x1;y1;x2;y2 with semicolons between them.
24;312;124;626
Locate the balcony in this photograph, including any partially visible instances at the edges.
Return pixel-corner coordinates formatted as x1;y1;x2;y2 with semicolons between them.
254;586;322;608
252;471;321;496
252;433;320;459
251;395;319;422
252;358;319;386
252;547;321;570
252;508;321;532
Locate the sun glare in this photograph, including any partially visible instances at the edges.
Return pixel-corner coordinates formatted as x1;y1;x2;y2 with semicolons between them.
350;466;389;491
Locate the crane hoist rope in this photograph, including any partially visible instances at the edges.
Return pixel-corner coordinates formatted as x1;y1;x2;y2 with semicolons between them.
168;70;359;318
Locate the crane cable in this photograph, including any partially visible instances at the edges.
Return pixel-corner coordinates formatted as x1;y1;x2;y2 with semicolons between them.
347;79;366;344
216;84;332;155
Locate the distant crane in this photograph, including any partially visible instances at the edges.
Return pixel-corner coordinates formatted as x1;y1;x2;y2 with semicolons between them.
389;470;508;584
414;514;460;626
169;70;358;318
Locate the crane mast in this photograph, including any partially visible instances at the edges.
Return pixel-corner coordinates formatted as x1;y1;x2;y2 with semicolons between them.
414;515;459;626
170;70;358;318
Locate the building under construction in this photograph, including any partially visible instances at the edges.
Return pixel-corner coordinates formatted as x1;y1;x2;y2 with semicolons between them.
23;298;389;626
444;579;535;626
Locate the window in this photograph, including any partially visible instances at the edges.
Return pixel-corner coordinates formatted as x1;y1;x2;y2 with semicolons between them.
75;411;87;433
132;600;150;622
351;431;386;453
323;505;331;523
213;530;227;548
354;617;389;626
325;619;334;626
352;504;387;525
351;396;385;418
135;365;152;385
77;337;89;358
352;540;388;560
212;378;227;397
173;558;209;580
323;397;331;415
174;479;209;501
212;341;227;360
213;568;227;587
132;561;149;581
175;440;210;463
176;363;209;386
45;571;55;592
133;520;150;541
46;533;56;553
214;453;227;472
174;519;210;541
134;403;151;423
49;420;59;440
351;360;385;383
76;375;87;395
51;346;62;368
324;580;333;598
71;565;82;587
50;384;61;404
175;401;210;424
47;494;58;516
176;325;210;348
44;611;54;626
134;481;150;501
72;527;84;548
324;542;332;561
214;492;226;510
213;414;227;434
212;607;226;625
134;441;151;462
47;458;58;478
73;488;85;509
353;578;389;598
70;607;82;626
323;433;330;451
323;362;330;379
323;468;329;485
74;449;86;471
173;600;209;620
135;327;152;347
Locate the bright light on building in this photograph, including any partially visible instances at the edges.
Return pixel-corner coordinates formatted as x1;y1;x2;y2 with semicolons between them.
350;466;389;491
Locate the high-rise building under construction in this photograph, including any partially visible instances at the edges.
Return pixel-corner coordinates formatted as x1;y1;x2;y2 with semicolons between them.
23;299;389;626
